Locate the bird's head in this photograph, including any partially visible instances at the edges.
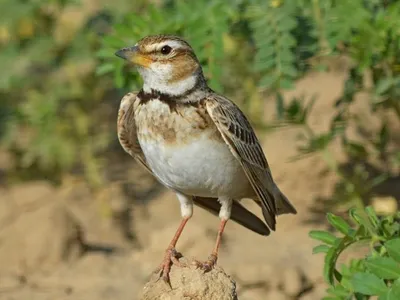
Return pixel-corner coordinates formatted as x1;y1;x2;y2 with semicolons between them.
115;35;206;96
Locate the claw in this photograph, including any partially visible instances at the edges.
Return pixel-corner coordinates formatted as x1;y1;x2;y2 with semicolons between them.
154;247;184;285
193;253;218;272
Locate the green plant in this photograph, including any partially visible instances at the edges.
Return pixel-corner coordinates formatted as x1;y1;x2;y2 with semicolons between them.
246;0;299;90
310;207;400;299
0;0;122;185
273;0;400;209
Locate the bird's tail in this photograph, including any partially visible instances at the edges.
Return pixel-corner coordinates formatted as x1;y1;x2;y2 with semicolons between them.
274;187;297;215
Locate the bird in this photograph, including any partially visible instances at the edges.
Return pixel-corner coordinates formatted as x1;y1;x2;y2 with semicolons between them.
115;34;297;282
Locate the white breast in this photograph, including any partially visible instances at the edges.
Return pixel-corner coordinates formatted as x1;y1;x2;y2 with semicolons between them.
136;100;251;199
140;132;250;198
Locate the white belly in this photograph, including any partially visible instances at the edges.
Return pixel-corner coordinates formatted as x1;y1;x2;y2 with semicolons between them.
139;132;251;198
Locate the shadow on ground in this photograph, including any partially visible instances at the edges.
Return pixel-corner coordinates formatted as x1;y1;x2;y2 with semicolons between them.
304;160;400;225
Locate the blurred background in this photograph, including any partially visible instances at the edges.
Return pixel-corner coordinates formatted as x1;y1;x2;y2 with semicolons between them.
0;0;399;299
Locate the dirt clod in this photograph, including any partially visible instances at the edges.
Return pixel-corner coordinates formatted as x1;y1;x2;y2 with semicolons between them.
141;257;238;300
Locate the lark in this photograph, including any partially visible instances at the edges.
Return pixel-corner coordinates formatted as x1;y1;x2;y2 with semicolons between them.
115;35;297;282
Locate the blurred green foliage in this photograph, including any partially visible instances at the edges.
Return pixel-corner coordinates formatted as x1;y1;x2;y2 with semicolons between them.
0;0;399;199
0;0;110;185
272;0;400;210
0;0;145;185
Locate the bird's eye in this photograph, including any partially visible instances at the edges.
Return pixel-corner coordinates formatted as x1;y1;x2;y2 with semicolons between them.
160;45;172;55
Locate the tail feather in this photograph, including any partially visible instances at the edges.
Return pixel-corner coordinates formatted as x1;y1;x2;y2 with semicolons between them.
193;196;270;236
275;189;297;215
255;187;297;223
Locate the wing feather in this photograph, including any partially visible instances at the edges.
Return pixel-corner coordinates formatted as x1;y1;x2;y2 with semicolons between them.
117;92;151;173
205;95;278;230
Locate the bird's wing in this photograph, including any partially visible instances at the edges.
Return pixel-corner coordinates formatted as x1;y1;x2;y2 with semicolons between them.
205;94;279;230
193;196;270;236
117;92;152;173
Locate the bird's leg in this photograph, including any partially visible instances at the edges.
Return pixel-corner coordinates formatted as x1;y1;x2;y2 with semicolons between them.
195;218;228;272
195;197;231;272
155;193;193;283
155;217;188;277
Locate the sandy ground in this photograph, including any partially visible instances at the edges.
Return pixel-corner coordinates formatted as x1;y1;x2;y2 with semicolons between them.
0;68;397;300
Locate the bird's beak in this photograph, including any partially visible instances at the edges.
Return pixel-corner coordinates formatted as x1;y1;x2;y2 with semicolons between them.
115;46;152;67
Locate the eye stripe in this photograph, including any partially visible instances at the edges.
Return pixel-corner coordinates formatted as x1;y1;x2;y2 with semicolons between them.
140;47;196;59
143;40;191;53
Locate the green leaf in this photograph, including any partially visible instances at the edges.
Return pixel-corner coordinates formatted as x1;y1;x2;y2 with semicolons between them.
279;78;294;89
379;279;400;300
345;142;368;159
365;206;380;229
375;78;394;95
349;208;369;229
378;123;390;152
365;257;400;280
390;279;400;298
351;272;388;296
382;218;400;239
286;99;302;121
258;74;278;89
313;245;330;254
308;133;333;152
309;230;337;245
327;284;350;297
333;269;342;282
327;213;352;235
386;239;400;263
275;92;285;120
323;236;355;285
341;276;353;291
248;1;298;90
369;173;389;189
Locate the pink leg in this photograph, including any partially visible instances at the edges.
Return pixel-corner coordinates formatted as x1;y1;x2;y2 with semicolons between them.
155;217;190;283
195;219;228;272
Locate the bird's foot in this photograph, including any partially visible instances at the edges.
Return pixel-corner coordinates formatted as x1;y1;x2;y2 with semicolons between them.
193;253;218;272
154;247;184;284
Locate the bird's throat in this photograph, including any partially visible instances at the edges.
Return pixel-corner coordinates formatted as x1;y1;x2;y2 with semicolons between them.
142;73;198;95
140;70;209;104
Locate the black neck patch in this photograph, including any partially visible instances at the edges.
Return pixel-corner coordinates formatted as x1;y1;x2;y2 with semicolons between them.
137;76;209;111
